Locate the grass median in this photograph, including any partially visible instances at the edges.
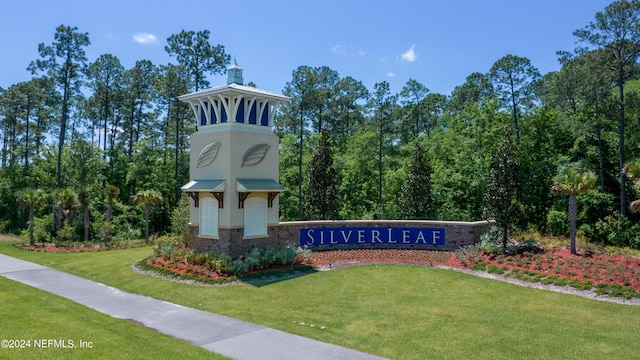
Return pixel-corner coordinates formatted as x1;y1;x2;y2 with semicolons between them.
0;275;227;360
1;237;640;359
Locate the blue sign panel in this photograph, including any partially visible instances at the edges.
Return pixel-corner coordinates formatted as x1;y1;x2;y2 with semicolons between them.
300;227;445;247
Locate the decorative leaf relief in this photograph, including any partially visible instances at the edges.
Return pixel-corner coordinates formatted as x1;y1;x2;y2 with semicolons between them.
242;144;270;167
197;142;221;168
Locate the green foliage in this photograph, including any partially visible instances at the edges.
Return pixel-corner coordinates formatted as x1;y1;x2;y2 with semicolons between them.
304;129;339;220
583;213;640;248
455;244;484;266
239;245;300;271
164;29;229;92
153;243;301;277
19;216;54;244
577;190;615;226
170;194;190;248
517;109;561;230
399;141;432;219
487;264;508;274
479;230;502;255
568;279;594;291
485;134;520;248
547;210;569;236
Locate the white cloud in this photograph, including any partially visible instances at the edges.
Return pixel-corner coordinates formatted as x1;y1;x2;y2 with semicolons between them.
400;45;417;62
331;44;346;55
352;48;365;56
332;45;365;56
132;32;159;45
387;72;396;78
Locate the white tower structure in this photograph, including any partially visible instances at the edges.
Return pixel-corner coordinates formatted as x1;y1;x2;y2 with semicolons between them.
179;64;290;255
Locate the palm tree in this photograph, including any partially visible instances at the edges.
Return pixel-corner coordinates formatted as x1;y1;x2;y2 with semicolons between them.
52;188;79;241
16;189;47;246
129;189;163;243
551;164;597;255
103;185;120;246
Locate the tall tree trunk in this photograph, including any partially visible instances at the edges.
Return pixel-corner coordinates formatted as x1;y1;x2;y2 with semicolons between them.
104;203;112;246
25;98;31;170
618;72;626;217
175;99;181;206
594;95;605;193
378;111;383;220
129;99;135;159
58;77;70;190
510;76;520;145
145;205;150;243
35;109;42;155
83;206;89;242
569;194;577;255
298;109;304;220
28;207;35;246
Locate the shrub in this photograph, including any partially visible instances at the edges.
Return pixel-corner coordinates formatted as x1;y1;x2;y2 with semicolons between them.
607;284;638;299
487;264;507;275
482;226;505;247
232;258;249;276
27;216;55;244
595;283;610;296
553;277;568;287
505;268;520;278
277;245;298;266
547;210;568;236
154;241;177;258
243;250;260;270
210;254;231;274
296;246;312;263
170;195;191;249
568;279;593;291
258;246;278;269
541;275;558;285
479;234;502;255
455;244;483;266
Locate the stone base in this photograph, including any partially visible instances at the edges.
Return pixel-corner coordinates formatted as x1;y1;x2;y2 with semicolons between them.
188;225;296;257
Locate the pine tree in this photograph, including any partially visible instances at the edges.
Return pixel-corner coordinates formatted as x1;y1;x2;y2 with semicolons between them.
400;142;432;219
485;134;520;250
304;128;339;220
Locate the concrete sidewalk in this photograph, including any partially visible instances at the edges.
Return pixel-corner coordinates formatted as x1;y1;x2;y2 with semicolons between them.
0;254;386;360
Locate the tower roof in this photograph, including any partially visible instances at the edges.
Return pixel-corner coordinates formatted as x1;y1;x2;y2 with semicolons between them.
178;82;290;103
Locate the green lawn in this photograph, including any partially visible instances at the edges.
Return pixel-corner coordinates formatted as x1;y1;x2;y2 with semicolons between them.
0;276;227;360
1;238;640;359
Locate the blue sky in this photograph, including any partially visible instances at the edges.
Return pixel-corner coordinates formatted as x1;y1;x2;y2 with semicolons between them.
1;0;614;97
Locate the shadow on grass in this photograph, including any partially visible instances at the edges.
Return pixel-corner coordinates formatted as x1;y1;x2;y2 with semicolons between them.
135;258;319;287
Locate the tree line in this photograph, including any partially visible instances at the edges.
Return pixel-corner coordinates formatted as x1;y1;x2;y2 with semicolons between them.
3;0;640;249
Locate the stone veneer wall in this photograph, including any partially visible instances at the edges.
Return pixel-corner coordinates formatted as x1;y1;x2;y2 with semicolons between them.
189;220;491;257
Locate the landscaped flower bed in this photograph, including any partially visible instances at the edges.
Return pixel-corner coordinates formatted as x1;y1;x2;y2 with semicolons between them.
15;237;640;298
456;247;640;294
307;249;454;266
305;246;640;298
